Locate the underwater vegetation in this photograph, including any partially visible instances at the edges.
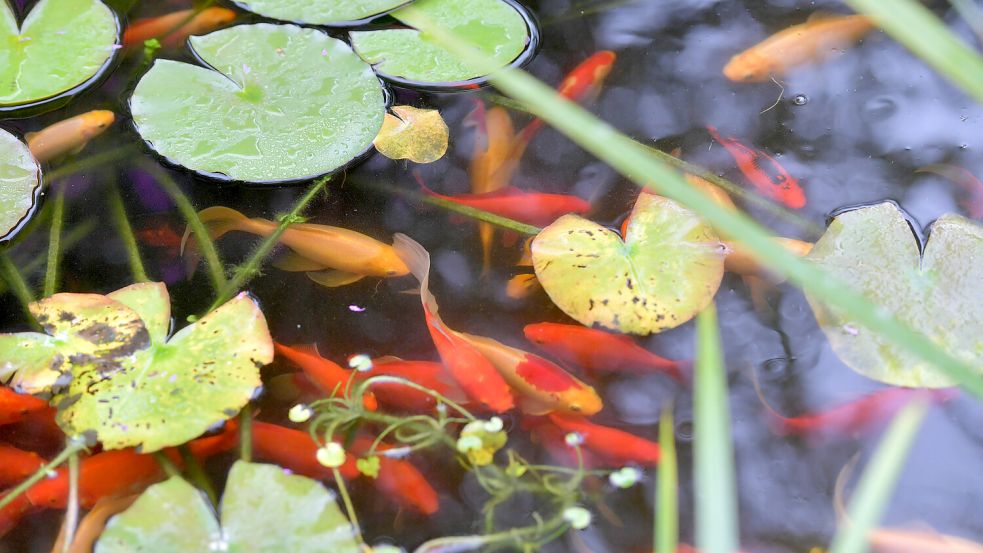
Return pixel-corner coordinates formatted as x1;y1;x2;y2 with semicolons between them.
0;0;982;552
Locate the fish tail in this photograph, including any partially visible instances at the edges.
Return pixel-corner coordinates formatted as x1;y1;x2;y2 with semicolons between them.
180;206;248;277
749;363;793;435
393;233;442;317
412;169;439;198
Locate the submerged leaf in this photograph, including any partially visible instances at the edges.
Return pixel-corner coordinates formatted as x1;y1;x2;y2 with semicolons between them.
532;192;726;335
232;0;410;25
130;23;386;183
96;461;360;552
373;106;449;164
806;202;983;387
0;0;119;112
350;0;531;86
0;129;41;241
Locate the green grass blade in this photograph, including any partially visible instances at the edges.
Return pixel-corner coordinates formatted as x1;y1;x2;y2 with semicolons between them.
656;405;679;553
397;10;983;399
827;398;929;553
693;304;739;553
845;0;983;103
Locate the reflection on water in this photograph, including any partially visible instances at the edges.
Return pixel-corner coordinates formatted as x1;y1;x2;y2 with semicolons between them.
1;0;982;551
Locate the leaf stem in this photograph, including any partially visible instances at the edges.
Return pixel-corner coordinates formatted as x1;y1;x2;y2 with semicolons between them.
62;449;80;553
0;441;87;511
239;404;252;462
45;145;137;182
656;404;678;553
178;444;217;506
43;185;66;298
153;451;182;478
0;219;96;296
0;252;39;328
108;184;149;283
332;467;365;549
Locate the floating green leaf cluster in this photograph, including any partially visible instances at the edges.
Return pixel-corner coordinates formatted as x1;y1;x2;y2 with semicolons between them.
0;129;41;240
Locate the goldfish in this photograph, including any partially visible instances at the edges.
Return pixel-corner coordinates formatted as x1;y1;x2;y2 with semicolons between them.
454;332;603;415
393;234;514;412
252;421;359;480
468;102;518;275
707;126;806;209
0;444;45;487
724;236;813;282
26;449;163;510
0;385;52;426
505;273;542;300
26;111;115;164
723;13;875;82
523;322;690;383
363;357;468;413
186;206;409;287
273;342;378;411
122;7;238;47
350;436;439;515
916;164;983;219
541;413;661;466
419;180;591;226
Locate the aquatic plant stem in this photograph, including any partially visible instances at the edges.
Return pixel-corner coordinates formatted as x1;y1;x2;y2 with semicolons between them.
693;304;739;553
62;450;80;553
352;178;541;235
143;164;227;293
239;404;252;462
153;452;182;478
332;468;366;548
0;441;87;511
406;15;983;399
205;177;329;314
178;444;217;506
656;405;678;553
43;185;66;298
827;399;929;553
45;145;137;182
0;219;95;296
108;184;149;283
0;252;37;325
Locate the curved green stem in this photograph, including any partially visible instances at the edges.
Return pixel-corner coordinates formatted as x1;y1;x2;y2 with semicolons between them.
0;441;87;511
45;145;136;182
239;404;253;462
332;468;365;548
152;452;182;478
43;185;66;297
108;184;149;283
179;444;217;506
0;252;38;327
0;219;95;296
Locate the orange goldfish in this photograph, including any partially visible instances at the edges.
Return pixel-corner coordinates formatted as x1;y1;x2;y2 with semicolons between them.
419;180;591;226
723;13;875;82
707;126;806;209
273;342;378;411
0;445;45;487
350;436;439;515
917;164;983;219
468;102;518;275
0;385;51;426
186;206;409;287
523;322;689;382
252;421;359;480
26;111;115;163
454;332;603;415
123;7;238;47
50;494;138;553
393;234;514;412
505;273;542;300
547;414;661;466
363;357;468;413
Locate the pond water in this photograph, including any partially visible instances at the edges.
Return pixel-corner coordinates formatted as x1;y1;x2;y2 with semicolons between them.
1;0;982;551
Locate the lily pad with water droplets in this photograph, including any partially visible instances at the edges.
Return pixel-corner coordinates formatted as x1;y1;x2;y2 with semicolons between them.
350;0;531;87
806;202;983;388
0;128;41;241
130;23;386;183
96;461;360;553
0;0;119;113
232;0;410;26
532;192;726;335
373;105;449;163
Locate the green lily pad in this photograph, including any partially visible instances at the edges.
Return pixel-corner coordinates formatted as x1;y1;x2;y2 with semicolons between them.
0;0;119;112
96;461;360;553
532;192;726;335
130;23;386;183
805;202;983;387
350;0;532;86
232;0;410;26
106;282;171;344
0;128;41;241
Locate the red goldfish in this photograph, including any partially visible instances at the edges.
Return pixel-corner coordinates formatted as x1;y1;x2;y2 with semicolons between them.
0;445;44;487
0;386;51;426
393;234;515;412
524;322;689;383
723;14;875;82
917;164;983;219
123;7;238;47
350;436;439;515
364;357;467;413
546;413;661;466
252;422;359;480
419;181;591;226
187;207;409;287
273;342;378;411
454;332;603;416
707;126;805;208
26;111;115;163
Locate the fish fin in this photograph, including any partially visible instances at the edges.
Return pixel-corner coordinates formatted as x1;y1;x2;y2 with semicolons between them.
398;287;422;296
373;355;404;364
24;131;37;142
273;251;327;272
518;396;555;416
181;206;249;277
306;270;366;288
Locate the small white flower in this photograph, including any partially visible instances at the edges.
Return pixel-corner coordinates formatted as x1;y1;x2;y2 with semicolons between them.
288;404;312;423
316;442;346;468
609;467;642;489
349;354;373;372
563;506;592;530
456;435;482;453
564;432;584;447
484;416;504;433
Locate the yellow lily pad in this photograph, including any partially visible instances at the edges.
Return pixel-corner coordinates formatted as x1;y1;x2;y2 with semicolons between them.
373;105;449;164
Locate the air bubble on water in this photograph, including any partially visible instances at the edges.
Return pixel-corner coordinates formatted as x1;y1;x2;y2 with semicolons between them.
792;94;808;106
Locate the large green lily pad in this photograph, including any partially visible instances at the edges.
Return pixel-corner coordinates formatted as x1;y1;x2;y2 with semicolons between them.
0;283;272;452
532;192;726;335
350;0;531;86
232;0;410;26
130;23;386;183
806;202;983;387
96;461;360;553
0;0;119;112
0;128;41;241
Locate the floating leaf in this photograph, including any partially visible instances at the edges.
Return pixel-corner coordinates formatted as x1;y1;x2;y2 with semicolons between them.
96;461;360;553
0;0;119;112
373;105;449;163
0;128;41;241
350;0;531;86
130;23;386;183
806;202;982;387
106;282;171;344
532;192;726;335
231;0;410;26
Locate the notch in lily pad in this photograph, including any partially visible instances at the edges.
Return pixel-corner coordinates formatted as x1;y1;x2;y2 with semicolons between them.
350;0;537;89
96;461;361;552
129;23;387;184
0;128;42;241
532;191;727;335
0;0;120;115
806;201;982;388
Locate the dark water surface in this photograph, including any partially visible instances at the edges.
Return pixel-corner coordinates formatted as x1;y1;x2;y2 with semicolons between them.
2;0;982;551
